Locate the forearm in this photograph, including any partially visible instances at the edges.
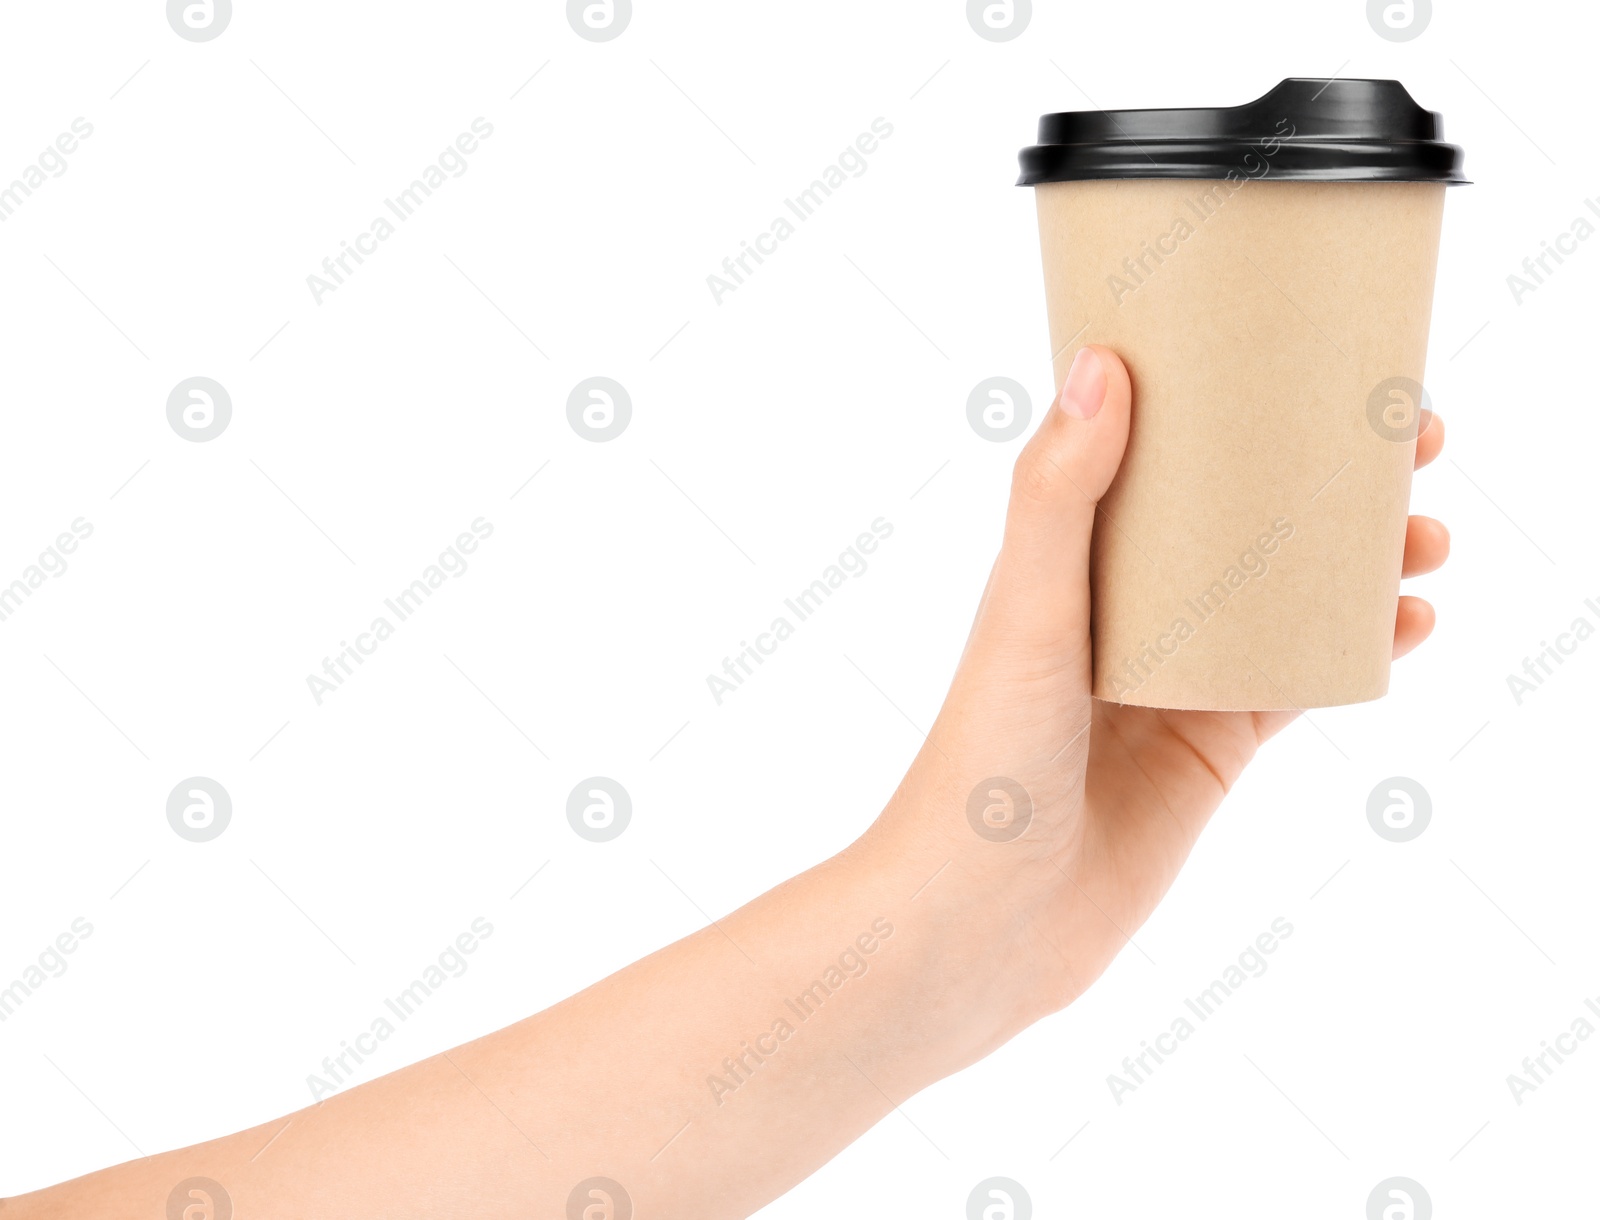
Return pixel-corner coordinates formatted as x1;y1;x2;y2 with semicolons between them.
14;807;1041;1220
509;822;1038;1215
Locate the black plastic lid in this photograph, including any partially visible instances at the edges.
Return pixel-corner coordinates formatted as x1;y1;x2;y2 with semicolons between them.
1018;78;1467;185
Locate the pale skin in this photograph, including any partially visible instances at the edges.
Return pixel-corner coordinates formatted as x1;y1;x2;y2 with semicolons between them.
8;347;1450;1219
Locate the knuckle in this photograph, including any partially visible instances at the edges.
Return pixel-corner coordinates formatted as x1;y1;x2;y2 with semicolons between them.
1011;446;1069;507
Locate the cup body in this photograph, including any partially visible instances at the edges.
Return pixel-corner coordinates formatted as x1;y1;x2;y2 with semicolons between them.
1034;178;1446;709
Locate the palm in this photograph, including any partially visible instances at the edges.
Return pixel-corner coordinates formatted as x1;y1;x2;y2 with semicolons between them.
1079;704;1289;922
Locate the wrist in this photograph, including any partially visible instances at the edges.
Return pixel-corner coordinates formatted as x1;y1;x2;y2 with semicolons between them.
835;810;1060;1080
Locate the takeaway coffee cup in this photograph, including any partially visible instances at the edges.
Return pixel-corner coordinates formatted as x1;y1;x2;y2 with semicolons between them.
1018;78;1467;710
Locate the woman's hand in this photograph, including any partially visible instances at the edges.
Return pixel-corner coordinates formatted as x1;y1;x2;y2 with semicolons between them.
869;345;1450;1023
9;345;1450;1220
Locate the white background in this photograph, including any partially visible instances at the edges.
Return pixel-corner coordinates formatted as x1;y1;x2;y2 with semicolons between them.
0;1;1594;1215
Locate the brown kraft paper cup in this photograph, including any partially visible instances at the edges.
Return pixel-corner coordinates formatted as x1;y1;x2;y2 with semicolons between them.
1018;79;1467;711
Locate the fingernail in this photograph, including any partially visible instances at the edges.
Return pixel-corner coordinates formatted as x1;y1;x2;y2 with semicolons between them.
1059;347;1106;420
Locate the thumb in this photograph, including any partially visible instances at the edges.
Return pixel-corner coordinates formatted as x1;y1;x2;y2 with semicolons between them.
984;345;1132;656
